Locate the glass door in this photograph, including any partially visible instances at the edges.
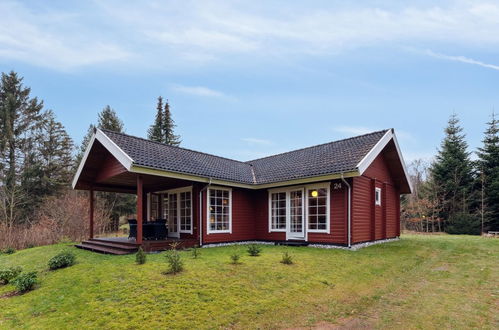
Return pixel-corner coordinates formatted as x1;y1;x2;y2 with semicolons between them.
287;189;305;240
168;193;179;238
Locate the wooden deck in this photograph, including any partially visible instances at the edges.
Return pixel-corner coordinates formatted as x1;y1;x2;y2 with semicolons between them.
75;237;198;255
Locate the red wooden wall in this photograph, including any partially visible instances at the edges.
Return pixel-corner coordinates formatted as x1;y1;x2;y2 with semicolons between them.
351;153;400;244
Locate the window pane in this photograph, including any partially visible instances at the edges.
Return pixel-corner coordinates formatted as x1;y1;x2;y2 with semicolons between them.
208;189;231;232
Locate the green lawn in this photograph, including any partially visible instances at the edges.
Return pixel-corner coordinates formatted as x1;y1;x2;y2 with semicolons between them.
0;235;497;329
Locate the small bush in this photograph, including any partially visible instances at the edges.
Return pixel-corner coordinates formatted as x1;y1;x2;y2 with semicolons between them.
13;271;38;293
136;247;146;265
165;245;183;275
247;244;262;256
0;266;22;285
230;253;241;264
191;246;200;259
280;251;293;265
3;247;16;254
48;251;76;270
446;212;481;235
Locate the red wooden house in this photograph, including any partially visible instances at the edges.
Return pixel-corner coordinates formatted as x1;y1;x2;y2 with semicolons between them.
73;128;411;254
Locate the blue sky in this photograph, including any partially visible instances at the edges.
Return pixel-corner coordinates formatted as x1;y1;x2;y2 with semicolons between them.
1;0;498;164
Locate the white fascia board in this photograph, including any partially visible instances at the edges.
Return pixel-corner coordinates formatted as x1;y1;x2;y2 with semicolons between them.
356;129;412;193
71;128;134;189
391;131;413;193
94;128;134;170
356;130;393;175
72;133;96;189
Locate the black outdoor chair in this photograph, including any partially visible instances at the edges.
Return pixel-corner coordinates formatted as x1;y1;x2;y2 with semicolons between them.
153;219;167;240
128;219;137;239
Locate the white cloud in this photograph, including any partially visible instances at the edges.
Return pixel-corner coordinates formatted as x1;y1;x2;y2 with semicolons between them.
171;84;228;98
425;50;499;71
242;137;272;146
3;1;499;70
0;1;131;70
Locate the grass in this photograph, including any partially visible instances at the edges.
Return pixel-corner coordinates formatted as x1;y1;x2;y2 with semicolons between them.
0;234;497;329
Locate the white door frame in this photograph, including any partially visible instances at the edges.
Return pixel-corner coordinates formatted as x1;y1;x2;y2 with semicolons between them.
156;186;193;238
286;188;305;240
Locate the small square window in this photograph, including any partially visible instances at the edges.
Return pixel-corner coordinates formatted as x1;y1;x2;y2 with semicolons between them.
375;187;382;206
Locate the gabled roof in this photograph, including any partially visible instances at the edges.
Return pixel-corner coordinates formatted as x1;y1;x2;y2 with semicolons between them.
73;128;411;192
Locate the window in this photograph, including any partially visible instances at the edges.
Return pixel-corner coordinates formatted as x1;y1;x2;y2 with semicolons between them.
179;191;192;232
268;184;328;235
207;188;232;233
150;194;159;219
289;190;303;234
307;187;329;232
270;192;287;231
375;187;381;206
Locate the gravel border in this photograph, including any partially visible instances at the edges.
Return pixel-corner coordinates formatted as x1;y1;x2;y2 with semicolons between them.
202;237;399;250
309;237;400;251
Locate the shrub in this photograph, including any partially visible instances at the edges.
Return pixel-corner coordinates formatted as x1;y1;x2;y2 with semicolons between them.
230;253;241;264
0;266;22;285
247;244;261;256
165;245;183;275
446;212;481;235
191;245;200;259
48;251;76;270
280;251;293;265
12;271;38;293
136;247;146;265
3;247;16;254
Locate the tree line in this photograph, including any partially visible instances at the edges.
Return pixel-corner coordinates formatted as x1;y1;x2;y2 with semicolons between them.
402;113;499;234
0;71;181;246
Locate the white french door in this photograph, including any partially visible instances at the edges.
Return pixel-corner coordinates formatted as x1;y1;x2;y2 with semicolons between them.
287;189;305;240
168;193;180;238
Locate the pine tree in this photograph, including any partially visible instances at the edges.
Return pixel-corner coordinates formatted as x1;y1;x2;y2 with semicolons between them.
98;105;123;132
0;71;45;223
0;71;44;191
430;114;475;232
162;100;181;146
476;112;499;231
148;96;164;143
39;110;74;194
147;97;181;146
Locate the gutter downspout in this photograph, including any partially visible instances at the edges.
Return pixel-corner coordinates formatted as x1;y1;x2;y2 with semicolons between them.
341;173;352;248
199;178;212;246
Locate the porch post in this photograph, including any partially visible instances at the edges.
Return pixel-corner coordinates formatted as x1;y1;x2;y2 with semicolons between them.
89;189;94;239
137;175;143;244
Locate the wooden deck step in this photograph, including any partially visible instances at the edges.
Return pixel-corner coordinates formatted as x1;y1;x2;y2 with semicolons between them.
86;239;139;250
75;240;138;255
277;241;309;247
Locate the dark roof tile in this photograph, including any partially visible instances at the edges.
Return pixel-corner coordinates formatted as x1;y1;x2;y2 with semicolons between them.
101;129;389;185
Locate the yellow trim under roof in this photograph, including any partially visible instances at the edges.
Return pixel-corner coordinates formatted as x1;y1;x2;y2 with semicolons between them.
129;164;359;189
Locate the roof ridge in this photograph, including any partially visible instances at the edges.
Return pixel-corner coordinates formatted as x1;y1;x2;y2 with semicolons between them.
246;129;390;163
100;128;252;166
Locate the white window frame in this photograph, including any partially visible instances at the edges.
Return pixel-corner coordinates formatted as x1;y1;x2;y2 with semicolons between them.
268;191;288;232
375;187;382;206
306;183;331;234
268;182;330;235
207;186;232;234
156;186;193;235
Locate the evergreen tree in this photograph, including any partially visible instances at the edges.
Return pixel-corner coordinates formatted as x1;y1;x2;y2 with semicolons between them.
98;105;124;132
147;97;181;146
0;71;43;191
476;112;499;231
162;100;181;146
430;114;475;232
39;110;74;194
0;72;45;223
148;96;164;143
